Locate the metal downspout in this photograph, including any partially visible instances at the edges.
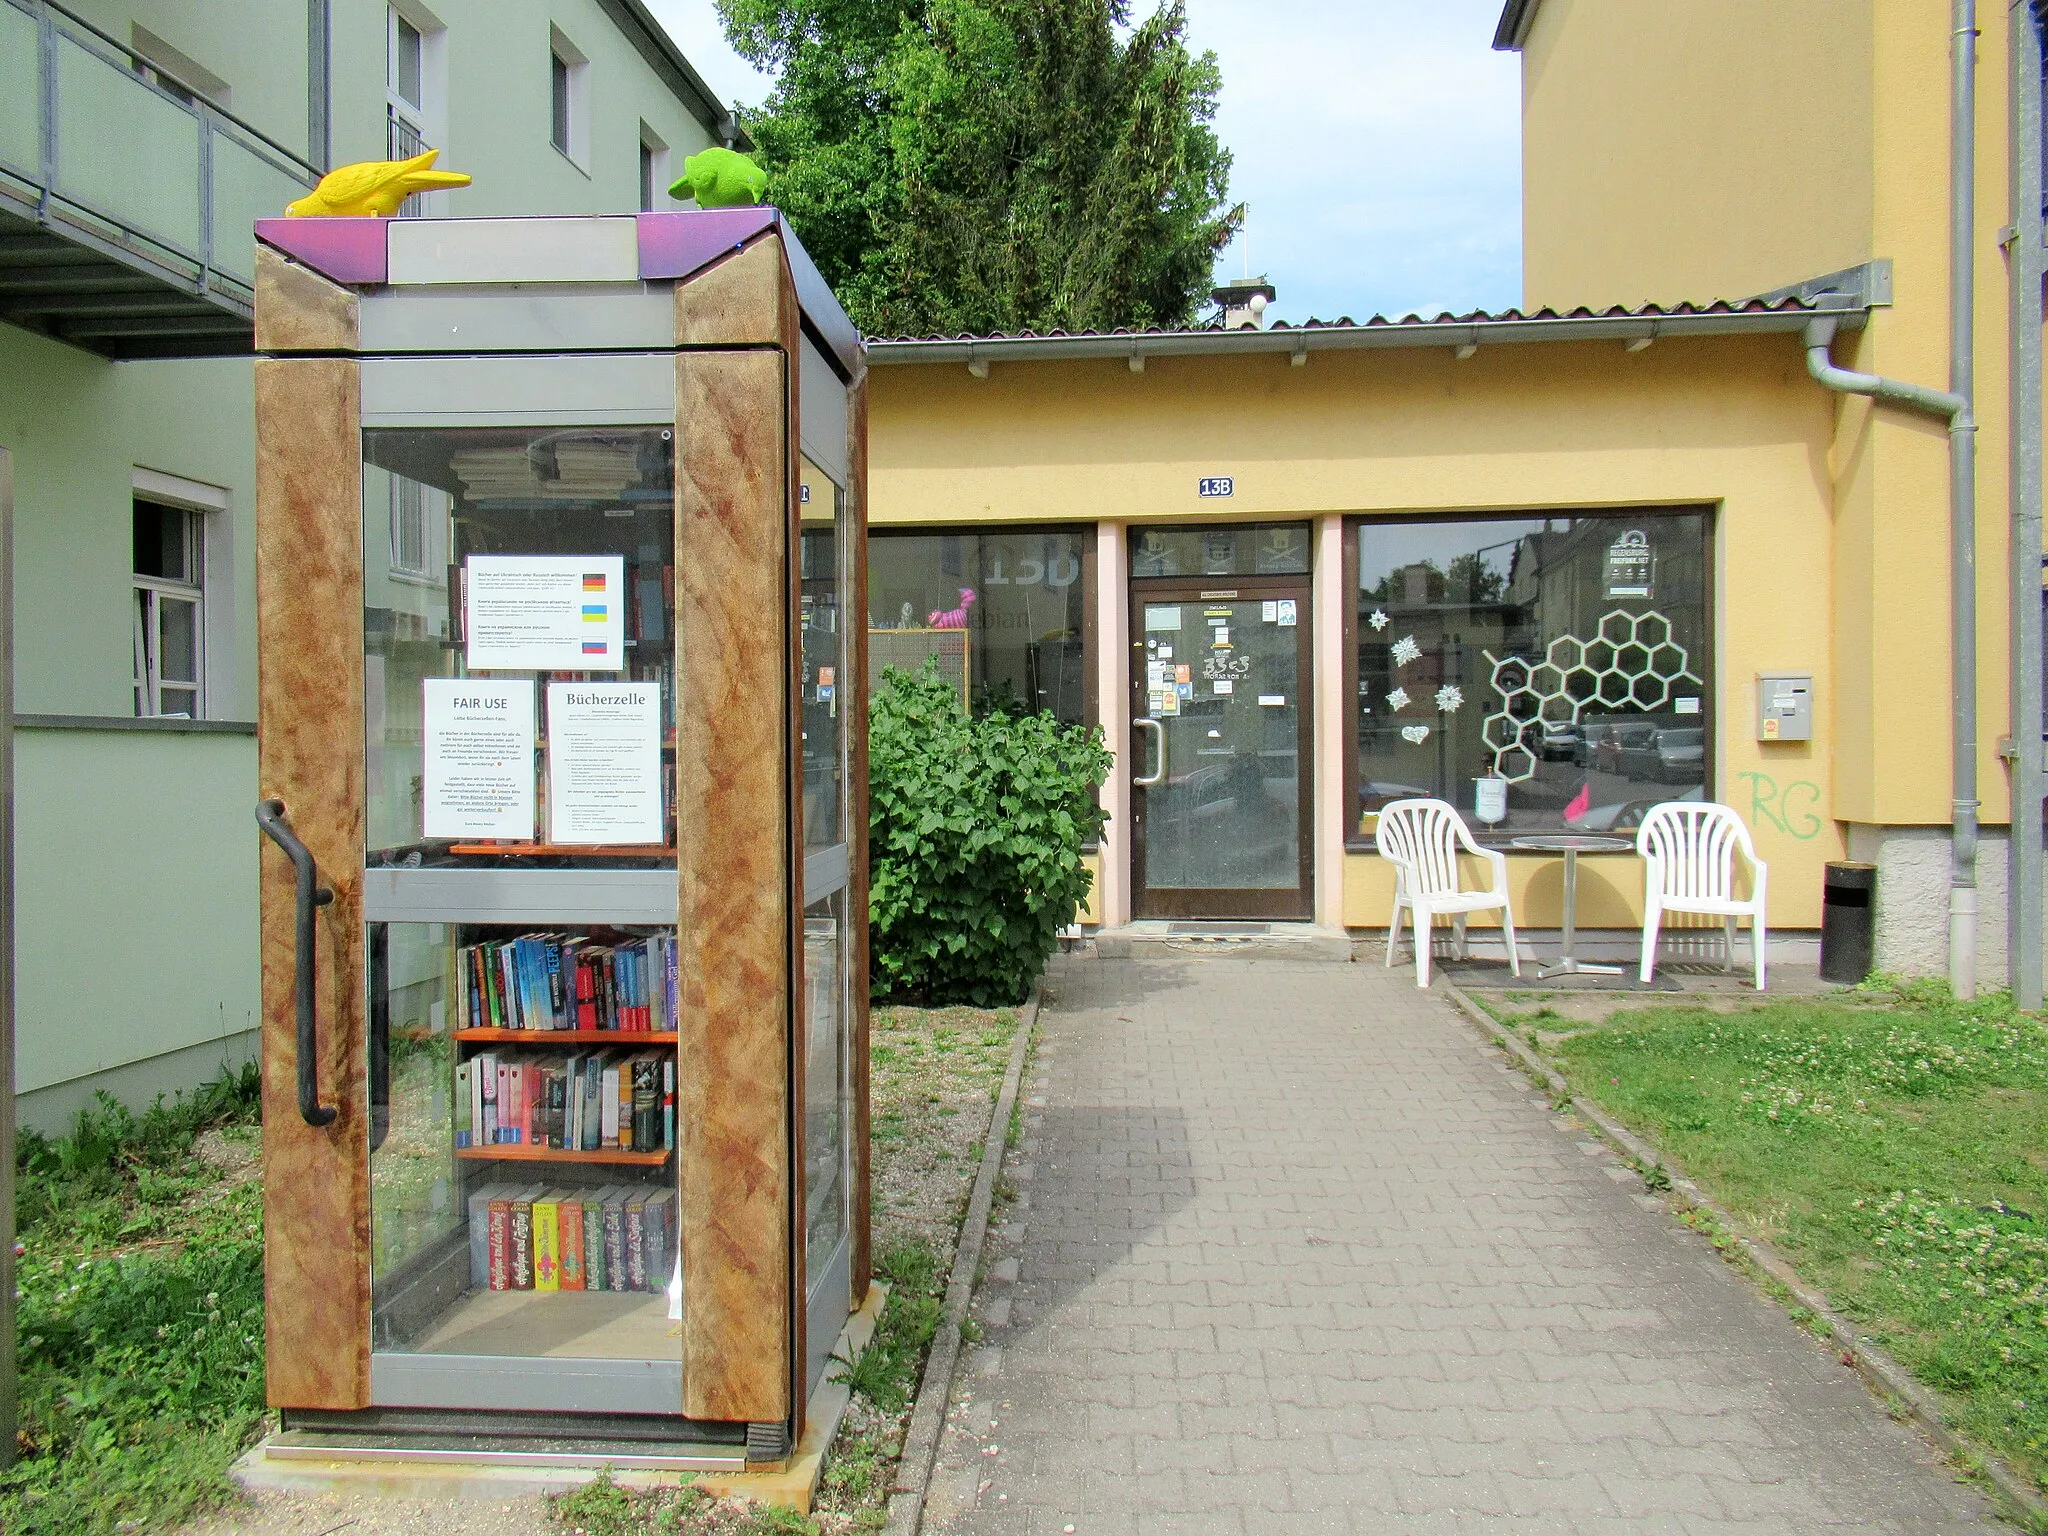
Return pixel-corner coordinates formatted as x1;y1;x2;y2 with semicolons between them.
2008;0;2045;1011
1801;0;1980;998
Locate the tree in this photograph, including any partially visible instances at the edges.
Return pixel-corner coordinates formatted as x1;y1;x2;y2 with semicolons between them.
719;0;1241;336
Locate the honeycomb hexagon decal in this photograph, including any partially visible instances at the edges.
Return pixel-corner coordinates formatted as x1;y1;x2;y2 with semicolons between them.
1479;609;1705;782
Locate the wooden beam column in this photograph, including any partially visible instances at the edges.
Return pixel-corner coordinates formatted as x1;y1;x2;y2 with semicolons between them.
675;234;803;1429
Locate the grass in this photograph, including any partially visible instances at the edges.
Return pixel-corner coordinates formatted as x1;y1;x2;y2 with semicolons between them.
549;1002;1022;1536
0;1062;266;1536
1516;978;2048;1494
0;997;1017;1536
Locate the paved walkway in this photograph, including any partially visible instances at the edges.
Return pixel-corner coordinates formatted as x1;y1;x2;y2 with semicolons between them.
922;954;2003;1536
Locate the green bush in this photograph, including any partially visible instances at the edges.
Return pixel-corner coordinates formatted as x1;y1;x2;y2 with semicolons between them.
868;663;1110;1005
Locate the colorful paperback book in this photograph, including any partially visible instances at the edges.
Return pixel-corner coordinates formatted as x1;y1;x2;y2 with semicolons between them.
625;1191;649;1291
532;1191;561;1292
468;1181;503;1288
584;1184;615;1291
662;1057;676;1151
510;1187;539;1288
454;1060;473;1148
603;1190;627;1287
642;1189;674;1290
559;1192;586;1291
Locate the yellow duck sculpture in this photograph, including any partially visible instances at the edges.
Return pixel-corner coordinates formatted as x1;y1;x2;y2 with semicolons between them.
285;149;472;218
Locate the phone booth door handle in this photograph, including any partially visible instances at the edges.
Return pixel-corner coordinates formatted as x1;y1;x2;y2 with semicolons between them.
256;798;338;1127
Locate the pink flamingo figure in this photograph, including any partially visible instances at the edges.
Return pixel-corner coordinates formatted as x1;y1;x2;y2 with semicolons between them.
929;588;976;629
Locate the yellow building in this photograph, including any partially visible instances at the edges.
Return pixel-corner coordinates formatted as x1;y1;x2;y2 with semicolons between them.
862;0;2043;993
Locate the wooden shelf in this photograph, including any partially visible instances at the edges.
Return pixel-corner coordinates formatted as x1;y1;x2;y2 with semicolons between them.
446;843;676;858
454;1029;677;1044
455;1145;672;1165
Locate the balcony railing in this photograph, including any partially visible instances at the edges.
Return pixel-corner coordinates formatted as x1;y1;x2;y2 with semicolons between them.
0;0;319;357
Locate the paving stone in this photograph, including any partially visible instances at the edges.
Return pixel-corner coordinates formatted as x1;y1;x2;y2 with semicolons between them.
919;955;2000;1534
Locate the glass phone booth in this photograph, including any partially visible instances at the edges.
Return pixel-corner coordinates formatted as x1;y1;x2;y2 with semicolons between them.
249;209;867;1468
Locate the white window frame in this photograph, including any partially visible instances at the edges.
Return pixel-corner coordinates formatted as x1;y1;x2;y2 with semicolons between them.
639;122;671;212
132;468;232;720
386;2;449;216
550;25;591;172
132;501;205;720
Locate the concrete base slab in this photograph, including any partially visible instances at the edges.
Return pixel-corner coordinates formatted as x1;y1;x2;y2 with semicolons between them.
1092;921;1351;961
235;1281;886;1515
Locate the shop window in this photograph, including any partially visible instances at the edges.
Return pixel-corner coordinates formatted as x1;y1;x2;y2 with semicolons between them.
867;529;1092;725
133;497;205;719
1351;511;1711;841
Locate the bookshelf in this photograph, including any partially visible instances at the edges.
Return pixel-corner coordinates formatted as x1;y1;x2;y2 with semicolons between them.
455;1145;672;1166
454;1028;679;1045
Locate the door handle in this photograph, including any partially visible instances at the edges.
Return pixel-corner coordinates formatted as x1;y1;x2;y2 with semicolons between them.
255;798;338;1128
368;923;390;1153
1134;717;1166;787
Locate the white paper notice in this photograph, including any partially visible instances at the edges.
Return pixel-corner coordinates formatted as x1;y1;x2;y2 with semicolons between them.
422;680;536;840
547;681;663;845
465;555;626;672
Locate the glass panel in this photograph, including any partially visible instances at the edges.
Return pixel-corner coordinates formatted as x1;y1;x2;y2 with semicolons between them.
1130;523;1309;579
209;129;313;283
867;530;1089;723
54;29;201;252
550;55;570;153
158;595;200;685
1138;597;1300;889
1355;513;1711;838
800;457;846;851
369;921;681;1370
802;891;847;1286
134;499;192;582
362;427;676;866
0;4;42;176
393;14;424;107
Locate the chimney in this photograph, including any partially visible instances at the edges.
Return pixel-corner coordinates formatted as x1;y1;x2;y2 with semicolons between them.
1211;279;1276;330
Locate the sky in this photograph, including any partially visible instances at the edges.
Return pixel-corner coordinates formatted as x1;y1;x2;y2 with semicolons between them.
644;1;1523;325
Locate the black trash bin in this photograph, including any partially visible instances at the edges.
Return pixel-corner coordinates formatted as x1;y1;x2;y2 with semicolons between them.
1820;861;1877;984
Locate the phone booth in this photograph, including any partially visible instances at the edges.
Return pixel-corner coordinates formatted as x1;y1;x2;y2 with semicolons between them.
247;209;868;1470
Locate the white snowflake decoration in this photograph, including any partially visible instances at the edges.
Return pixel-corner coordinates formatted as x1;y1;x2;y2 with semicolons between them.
1384;686;1410;712
1434;684;1463;713
1368;609;1390;631
1400;724;1431;745
1390;635;1421;667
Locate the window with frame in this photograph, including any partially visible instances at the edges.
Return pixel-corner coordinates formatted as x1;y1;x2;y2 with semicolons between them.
386;5;444;215
867;529;1092;725
638;126;669;212
548;28;588;165
1352;510;1711;841
133;498;205;719
389;473;431;577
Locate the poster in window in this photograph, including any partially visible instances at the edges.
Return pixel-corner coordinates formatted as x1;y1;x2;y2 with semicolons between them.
465;554;625;671
546;681;663;844
422;679;536;840
1604;530;1655;599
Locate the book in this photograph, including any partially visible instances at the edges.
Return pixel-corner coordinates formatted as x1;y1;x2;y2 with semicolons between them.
479;1052;499;1144
662;1056;675;1152
510;1186;540;1288
468;1181;502;1287
584;1184;615;1291
625;1190;649;1291
454;1060;473;1148
641;1189;674;1292
559;1191;586;1291
603;1189;627;1287
632;1054;659;1151
581;1054;604;1150
532;1190;561;1292
487;1186;514;1290
600;1060;621;1147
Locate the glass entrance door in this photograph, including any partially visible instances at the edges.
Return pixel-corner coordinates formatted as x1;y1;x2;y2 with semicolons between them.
1130;582;1312;919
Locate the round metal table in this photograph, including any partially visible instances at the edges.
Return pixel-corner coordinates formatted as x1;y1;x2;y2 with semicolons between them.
1509;834;1635;978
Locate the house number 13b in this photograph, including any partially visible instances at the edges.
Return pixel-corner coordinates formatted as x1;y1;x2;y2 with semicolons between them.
1198;477;1234;498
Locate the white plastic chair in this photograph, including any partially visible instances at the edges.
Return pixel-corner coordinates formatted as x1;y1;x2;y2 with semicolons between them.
1636;802;1768;989
1376;798;1521;989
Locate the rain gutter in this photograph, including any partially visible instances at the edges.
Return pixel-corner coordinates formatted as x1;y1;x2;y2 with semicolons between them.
1801;0;1980;999
867;304;1866;370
